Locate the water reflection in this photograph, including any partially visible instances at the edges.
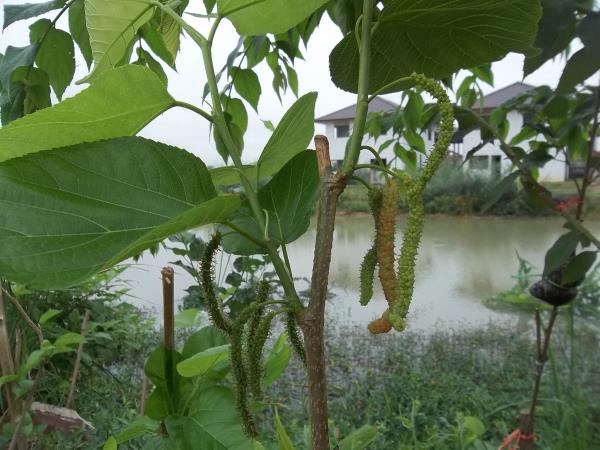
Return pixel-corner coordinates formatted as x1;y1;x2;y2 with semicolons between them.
123;216;600;331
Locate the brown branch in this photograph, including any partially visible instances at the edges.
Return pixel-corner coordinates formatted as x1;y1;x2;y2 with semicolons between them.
576;86;600;220
519;306;560;449
162;267;175;351
0;289;18;424
65;309;91;409
299;136;346;450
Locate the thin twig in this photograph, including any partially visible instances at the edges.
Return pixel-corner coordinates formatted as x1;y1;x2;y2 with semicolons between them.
65;309;91;408
2;289;43;346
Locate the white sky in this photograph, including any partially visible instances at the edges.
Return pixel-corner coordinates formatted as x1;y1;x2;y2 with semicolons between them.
0;1;573;166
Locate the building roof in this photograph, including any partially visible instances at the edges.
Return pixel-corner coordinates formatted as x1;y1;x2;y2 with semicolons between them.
315;97;398;123
315;82;536;123
479;82;535;109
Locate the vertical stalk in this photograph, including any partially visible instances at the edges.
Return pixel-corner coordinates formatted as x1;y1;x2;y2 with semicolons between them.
300;135;344;450
301;2;374;448
576;86;600;220
162;267;175;416
520;306;560;449
65;309;90;408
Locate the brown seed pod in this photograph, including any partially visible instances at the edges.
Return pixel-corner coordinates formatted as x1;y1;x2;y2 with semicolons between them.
367;310;393;335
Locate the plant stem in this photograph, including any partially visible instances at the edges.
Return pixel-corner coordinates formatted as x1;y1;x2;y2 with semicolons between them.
198;22;301;309
300;136;345;450
576;85;600;220
65;309;90;409
174;101;214;122
341;0;375;176
300;2;375;447
520;306;560;448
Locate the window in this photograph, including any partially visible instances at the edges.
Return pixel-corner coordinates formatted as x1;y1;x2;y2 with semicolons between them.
469;155;489;170
335;124;350;138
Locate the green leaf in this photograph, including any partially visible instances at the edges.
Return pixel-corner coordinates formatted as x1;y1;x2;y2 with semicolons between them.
338;425;380;450
263;333;292;388
32;23;75;99
274;408;295;450
403;92;424;130
0;65;174;163
404;129;425;154
0;137;240;288
556;47;600;94
257;92;316;179
232;68;261;111
330;0;541;93
461;416;485;445
0;45;37;94
562;251;597;284
38;309;62;326
482;171;520;212
182;326;229;359
11;66;52;115
115;416;158;444
69;0;94;68
136;48;168;86
165;386;253;450
523;0;577;76
54;332;84;348
103;437;118;450
218;0;328;35
177;344;231;377
3;1;65;30
80;0;155;84
543;231;580;276
144;346;187;418
174;309;201;329
222;151;319;255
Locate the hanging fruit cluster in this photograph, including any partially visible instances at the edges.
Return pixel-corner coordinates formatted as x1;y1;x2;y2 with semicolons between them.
358;73;454;334
201;233;305;437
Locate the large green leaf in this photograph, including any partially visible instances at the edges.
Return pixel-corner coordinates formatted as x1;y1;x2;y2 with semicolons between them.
0;137;240;288
523;0;577;76
221;151;319;255
263;333;292;388
257;92;316;179
338;425;379;450
218;0;328;35
69;0;94;68
3;1;65;30
80;0;154;83
0;65;174;162
330;0;542;93
177;344;231;378
165;386;253;450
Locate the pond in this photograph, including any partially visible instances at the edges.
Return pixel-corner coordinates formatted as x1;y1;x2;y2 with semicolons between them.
122;216;600;331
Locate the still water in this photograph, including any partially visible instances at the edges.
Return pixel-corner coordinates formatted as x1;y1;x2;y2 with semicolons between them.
122;216;600;331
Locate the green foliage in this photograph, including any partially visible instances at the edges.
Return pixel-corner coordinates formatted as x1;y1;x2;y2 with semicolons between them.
3;1;65;30
80;0;154;84
0;65;175;162
69;0;94;67
30;19;75;99
221;151;320;255
329;0;541;93
0;137;240;288
218;0;328;35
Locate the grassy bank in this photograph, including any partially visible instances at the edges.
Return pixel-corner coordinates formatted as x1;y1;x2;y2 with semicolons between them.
265;323;600;449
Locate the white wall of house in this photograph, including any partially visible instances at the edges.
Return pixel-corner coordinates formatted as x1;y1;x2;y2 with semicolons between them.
322;109;569;182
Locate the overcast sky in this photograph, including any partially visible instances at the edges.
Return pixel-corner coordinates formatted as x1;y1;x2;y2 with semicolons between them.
0;1;574;166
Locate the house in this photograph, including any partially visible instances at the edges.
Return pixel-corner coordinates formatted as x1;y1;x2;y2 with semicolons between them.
316;82;569;181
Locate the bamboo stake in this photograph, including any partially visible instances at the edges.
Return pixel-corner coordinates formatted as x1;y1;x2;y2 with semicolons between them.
65;309;91;409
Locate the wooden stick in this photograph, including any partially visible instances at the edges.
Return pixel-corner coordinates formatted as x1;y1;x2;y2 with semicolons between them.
65;309;91;409
0;289;17;422
162;267;175;351
314;134;332;177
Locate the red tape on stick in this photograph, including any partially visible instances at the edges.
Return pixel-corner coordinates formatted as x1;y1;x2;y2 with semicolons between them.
498;429;535;450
